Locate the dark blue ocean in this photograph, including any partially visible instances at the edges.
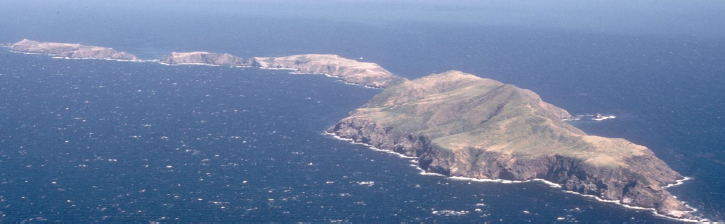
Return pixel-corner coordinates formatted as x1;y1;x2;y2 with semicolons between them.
0;0;723;221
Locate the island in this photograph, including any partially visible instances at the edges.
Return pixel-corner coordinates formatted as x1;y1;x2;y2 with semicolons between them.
160;52;405;88
10;39;138;61
328;71;693;219
159;51;252;67
252;54;405;88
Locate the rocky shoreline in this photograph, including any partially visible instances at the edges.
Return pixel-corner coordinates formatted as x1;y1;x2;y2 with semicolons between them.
327;71;698;220
325;130;698;221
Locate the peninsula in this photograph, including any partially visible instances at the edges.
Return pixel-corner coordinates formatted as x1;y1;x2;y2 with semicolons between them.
10;39;138;61
328;71;693;219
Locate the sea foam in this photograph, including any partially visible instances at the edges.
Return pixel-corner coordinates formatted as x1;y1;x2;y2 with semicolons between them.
325;131;703;222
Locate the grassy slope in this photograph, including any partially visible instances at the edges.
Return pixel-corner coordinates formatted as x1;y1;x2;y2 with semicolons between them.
348;71;647;169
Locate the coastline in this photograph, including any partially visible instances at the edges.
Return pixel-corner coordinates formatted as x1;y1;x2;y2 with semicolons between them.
160;63;383;89
322;131;702;222
10;50;147;63
664;176;692;189
157;61;253;68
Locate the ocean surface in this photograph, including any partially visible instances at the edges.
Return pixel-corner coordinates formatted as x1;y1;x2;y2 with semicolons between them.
1;0;724;221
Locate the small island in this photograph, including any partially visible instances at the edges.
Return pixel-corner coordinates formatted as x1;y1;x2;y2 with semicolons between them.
160;52;406;88
253;54;406;88
328;71;694;219
159;51;252;67
10;39;138;61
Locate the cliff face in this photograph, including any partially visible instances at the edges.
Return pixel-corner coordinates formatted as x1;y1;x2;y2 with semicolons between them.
328;71;692;219
160;52;252;67
10;39;138;61
253;54;406;88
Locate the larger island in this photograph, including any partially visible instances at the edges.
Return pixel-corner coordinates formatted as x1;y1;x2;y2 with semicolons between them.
328;71;694;219
5;39;697;220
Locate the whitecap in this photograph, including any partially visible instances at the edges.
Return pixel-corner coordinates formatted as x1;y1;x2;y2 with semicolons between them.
323;107;700;221
323;132;417;159
432;210;469;216
663;176;691;189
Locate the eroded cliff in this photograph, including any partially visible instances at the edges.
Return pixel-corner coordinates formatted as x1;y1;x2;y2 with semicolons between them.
328;71;693;219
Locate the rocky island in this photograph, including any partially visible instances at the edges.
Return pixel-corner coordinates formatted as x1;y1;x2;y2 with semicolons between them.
160;52;404;88
151;51;404;88
10;39;138;61
328;71;693;219
159;51;252;67
252;54;405;88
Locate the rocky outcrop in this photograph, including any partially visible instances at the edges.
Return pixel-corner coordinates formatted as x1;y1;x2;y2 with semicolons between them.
328;71;693;219
10;39;138;61
253;54;406;88
159;51;252;67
